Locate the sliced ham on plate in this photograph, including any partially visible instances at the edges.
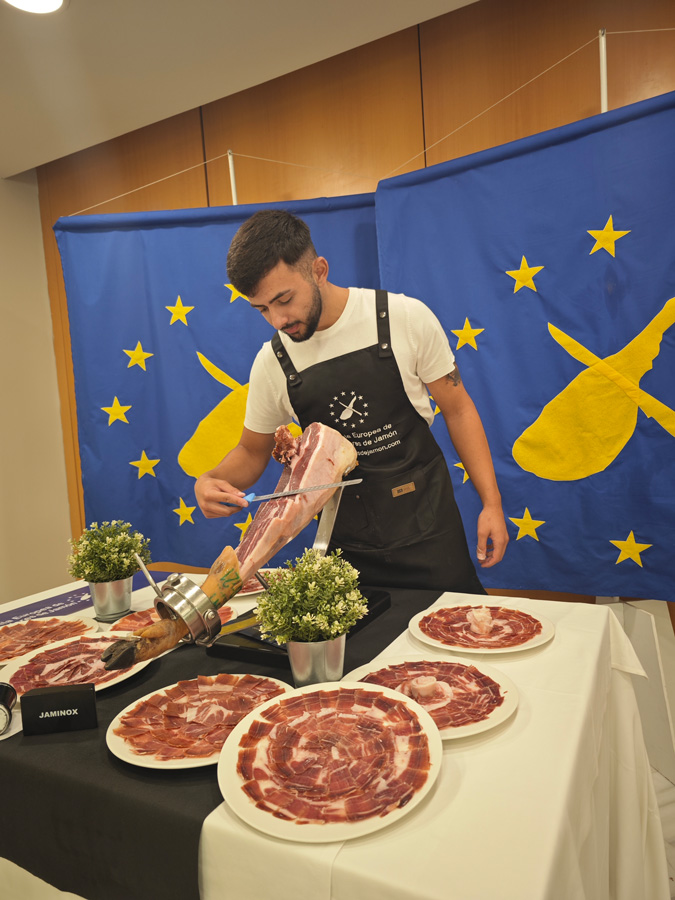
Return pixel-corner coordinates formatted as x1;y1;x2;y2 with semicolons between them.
0;616;97;665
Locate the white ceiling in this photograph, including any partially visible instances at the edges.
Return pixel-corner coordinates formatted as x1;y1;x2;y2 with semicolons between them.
0;0;476;178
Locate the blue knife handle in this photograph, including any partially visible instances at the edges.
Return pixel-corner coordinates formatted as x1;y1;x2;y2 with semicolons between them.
225;492;256;507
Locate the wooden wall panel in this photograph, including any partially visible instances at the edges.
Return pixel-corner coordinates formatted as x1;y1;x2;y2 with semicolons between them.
201;29;425;206
420;0;675;168
36;110;208;539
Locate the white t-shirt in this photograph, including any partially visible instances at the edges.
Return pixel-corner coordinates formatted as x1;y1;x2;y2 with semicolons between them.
243;288;456;433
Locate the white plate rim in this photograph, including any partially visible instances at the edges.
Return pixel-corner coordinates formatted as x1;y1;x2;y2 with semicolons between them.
0;614;99;666
106;674;293;770
2;633;152;699
218;680;443;843
409;604;555;654
343;652;518;740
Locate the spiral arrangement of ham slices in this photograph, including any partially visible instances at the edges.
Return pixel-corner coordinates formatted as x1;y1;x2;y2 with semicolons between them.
9;636;136;695
420;606;542;649
113;674;287;761
236;686;432;825
359;660;504;730
0;617;92;665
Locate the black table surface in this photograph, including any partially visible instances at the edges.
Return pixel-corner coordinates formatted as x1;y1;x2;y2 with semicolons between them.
0;587;441;900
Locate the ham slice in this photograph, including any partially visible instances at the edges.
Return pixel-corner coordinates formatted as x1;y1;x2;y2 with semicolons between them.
235;422;357;582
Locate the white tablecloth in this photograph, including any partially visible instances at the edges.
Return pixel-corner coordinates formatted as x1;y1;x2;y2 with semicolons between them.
199;593;670;900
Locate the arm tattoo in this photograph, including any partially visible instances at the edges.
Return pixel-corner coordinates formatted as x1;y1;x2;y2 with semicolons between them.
445;365;462;387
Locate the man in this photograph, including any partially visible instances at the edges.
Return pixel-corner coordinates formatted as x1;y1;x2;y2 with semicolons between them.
195;210;508;592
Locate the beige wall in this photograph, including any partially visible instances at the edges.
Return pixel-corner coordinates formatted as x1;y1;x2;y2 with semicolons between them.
6;0;674;600
0;172;71;601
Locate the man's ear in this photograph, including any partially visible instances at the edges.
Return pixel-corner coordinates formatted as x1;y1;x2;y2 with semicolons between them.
312;256;329;285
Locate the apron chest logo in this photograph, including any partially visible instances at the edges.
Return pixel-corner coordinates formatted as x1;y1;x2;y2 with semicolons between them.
392;482;416;498
329;391;369;430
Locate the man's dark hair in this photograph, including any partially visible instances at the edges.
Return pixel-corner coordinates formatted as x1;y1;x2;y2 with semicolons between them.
227;210;317;297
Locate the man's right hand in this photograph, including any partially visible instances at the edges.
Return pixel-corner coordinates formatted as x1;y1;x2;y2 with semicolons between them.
195;475;250;518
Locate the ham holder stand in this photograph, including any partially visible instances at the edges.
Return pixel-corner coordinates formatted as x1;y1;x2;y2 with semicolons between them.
133;489;390;666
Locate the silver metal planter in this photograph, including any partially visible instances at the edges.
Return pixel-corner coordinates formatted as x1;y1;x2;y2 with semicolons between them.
286;633;346;687
88;577;133;622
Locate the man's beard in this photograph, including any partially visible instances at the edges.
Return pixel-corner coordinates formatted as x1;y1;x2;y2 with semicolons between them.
285;283;322;342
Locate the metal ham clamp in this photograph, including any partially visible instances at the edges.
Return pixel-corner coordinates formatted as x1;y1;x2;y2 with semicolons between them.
136;557;225;647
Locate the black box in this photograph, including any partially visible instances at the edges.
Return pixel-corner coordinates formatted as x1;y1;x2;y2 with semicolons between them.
21;684;98;735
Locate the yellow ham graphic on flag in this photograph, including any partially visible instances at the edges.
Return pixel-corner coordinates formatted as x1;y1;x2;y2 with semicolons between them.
178;353;249;478
513;296;675;480
178;352;301;478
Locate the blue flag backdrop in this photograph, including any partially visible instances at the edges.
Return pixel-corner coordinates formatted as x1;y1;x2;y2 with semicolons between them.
55;195;380;570
56;92;675;599
376;91;675;600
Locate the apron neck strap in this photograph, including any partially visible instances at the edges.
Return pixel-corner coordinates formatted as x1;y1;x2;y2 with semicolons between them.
375;290;393;358
271;332;303;388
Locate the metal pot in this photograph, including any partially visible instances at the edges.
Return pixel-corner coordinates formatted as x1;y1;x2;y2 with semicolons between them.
285;633;346;687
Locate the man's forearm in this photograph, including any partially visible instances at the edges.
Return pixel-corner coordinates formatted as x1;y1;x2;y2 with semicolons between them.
441;402;502;509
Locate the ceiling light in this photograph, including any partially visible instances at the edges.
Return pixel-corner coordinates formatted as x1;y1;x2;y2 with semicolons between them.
2;0;67;12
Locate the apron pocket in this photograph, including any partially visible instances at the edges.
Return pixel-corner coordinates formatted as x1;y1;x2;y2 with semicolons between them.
333;456;449;550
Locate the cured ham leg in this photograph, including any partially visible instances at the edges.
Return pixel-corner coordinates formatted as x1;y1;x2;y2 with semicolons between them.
235;422;357;577
102;423;357;670
101;545;242;669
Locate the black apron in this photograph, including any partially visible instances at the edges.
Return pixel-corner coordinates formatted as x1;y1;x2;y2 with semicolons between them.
271;290;485;594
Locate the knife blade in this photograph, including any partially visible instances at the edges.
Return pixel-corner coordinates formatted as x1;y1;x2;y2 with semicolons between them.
239;478;362;504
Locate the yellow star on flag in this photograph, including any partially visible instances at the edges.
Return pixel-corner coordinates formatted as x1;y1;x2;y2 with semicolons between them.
123;341;154;370
235;513;253;540
454;462;470;483
610;531;652;567
173;497;196;525
226;283;248;303
129;451;160;479
508;508;545;541
506;256;544;293
587;215;630;257
451;318;484;350
101;396;131;425
166;295;194;325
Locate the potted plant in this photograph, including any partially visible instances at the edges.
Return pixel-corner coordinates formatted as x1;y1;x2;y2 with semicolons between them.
256;548;368;686
68;521;151;622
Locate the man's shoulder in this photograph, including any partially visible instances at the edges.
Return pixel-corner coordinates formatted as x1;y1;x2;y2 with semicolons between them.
353;287;426;308
383;290;436;323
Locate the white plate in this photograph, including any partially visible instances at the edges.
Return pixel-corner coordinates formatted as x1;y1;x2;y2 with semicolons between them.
218;681;443;843
236;569;276;598
409;604;555;654
344;653;518;739
107;674;292;770
0;614;99;666
2;634;152;698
